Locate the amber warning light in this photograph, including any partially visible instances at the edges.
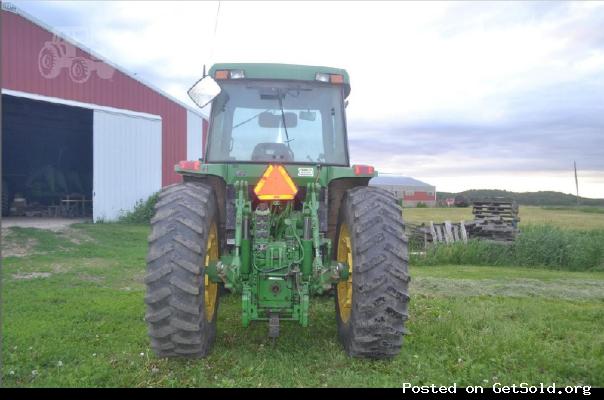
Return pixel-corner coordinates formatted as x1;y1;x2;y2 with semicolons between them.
254;165;298;201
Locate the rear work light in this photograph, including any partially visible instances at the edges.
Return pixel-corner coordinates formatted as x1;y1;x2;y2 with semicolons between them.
254;165;298;201
229;69;245;79
353;164;375;175
315;72;344;84
178;160;201;170
215;69;245;80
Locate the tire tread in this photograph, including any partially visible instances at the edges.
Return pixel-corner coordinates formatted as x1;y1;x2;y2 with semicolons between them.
336;186;410;359
145;182;218;358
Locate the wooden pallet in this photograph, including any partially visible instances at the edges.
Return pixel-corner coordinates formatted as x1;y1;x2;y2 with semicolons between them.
469;198;519;241
411;221;468;247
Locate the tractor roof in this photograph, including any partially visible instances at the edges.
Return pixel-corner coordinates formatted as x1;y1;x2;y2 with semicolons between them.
208;63;351;97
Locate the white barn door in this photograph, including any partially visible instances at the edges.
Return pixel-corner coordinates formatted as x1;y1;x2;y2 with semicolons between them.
93;110;162;221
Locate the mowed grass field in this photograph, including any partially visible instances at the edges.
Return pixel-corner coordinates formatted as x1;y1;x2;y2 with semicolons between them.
2;207;604;387
405;206;604;230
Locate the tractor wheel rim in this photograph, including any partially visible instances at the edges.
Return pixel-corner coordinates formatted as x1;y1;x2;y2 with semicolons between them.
204;222;219;322
336;223;353;323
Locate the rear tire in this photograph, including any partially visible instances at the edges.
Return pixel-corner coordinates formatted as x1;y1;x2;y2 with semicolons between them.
335;186;410;358
145;182;220;358
38;43;61;79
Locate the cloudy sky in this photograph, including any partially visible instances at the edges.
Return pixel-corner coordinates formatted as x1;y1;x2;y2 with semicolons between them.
11;1;604;197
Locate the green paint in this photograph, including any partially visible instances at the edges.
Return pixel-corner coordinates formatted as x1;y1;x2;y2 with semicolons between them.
222;183;342;327
209;62;351;97
177;163;376;186
176;64;374;331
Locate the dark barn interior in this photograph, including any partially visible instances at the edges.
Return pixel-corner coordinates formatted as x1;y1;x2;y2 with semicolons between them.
2;95;93;217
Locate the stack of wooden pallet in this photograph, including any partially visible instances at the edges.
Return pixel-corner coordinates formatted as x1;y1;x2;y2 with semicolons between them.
464;198;519;242
408;198;520;249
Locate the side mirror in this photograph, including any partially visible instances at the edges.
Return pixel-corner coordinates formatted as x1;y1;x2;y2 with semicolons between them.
188;75;221;109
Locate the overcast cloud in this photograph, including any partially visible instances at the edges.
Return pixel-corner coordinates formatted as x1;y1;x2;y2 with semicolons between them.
10;0;604;197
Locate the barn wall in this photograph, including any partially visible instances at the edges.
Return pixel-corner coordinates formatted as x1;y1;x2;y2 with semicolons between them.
1;8;200;186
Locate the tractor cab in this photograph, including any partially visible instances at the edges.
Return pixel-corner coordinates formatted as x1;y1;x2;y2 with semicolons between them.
189;64;351;166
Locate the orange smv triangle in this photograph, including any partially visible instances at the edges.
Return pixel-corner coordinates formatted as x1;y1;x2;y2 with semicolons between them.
254;164;298;201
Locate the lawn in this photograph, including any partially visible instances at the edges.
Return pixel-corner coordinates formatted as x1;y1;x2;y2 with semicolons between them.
404;206;604;230
2;223;604;387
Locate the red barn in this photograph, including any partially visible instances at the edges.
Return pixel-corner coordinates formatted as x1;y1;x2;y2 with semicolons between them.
370;176;437;207
1;3;207;220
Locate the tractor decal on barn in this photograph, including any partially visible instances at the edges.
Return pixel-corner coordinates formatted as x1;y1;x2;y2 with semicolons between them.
38;35;115;83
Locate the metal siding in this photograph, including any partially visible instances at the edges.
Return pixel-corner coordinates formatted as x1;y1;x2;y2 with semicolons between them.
186;110;203;160
2;10;197;186
93;110;162;221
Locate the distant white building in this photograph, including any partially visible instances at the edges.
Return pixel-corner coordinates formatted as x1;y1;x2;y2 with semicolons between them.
370;176;437;207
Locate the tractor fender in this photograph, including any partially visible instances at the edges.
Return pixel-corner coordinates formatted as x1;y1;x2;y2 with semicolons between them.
94;61;115;80
326;177;371;251
182;174;228;253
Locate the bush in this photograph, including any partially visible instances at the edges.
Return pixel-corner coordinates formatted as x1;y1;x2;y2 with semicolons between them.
412;225;604;271
118;192;159;224
416;202;428;208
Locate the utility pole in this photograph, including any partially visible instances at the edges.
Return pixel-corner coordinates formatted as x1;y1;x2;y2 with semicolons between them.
574;161;579;206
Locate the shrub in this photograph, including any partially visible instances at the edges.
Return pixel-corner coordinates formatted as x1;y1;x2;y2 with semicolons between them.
118;192;159;224
416;202;428;208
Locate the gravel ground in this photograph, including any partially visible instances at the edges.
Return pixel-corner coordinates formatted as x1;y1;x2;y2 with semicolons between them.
2;218;92;258
1;217;89;231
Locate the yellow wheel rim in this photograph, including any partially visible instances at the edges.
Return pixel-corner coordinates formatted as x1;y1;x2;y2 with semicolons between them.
204;222;219;322
336;223;353;323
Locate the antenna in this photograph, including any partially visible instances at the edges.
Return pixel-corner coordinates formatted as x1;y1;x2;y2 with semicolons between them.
208;1;221;64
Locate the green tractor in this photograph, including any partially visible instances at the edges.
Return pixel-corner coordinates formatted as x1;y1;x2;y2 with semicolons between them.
145;63;409;359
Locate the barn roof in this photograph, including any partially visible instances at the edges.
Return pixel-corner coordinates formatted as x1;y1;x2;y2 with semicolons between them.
370;175;434;188
2;2;204;117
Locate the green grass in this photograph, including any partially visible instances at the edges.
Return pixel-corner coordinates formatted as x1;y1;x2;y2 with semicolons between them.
541;206;604;214
412;226;604;271
2;223;604;387
405;206;604;230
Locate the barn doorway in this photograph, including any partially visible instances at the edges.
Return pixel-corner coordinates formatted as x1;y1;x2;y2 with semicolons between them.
2;94;93;219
